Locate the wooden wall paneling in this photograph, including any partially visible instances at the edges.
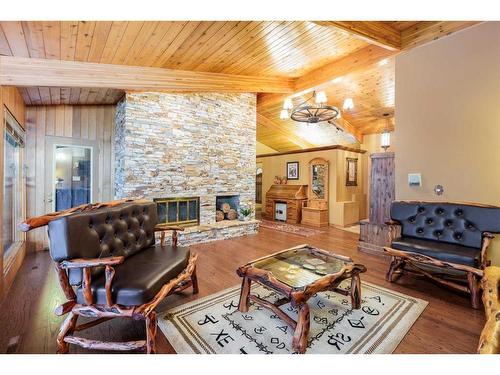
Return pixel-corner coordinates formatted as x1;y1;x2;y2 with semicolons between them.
34;106;47;250
45;106;55;136
358;152;395;256
55;105;65;136
72;106;81;138
80;105;89;139
102;106;114;200
369;152;395;224
64;105;73;138
25;108;37;252
24;105;116;251
88;106;97;140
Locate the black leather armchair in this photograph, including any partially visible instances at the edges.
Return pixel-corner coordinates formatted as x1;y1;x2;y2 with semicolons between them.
384;201;500;309
47;201;198;353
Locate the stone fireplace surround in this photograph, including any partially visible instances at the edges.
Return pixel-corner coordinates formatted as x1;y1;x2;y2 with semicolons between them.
114;91;259;245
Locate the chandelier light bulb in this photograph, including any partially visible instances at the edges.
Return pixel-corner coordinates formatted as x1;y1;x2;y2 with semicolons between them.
280;109;289;120
343;98;354;110
315;91;327;104
283;98;293;110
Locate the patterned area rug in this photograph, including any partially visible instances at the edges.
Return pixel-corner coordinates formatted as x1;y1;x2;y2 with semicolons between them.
158;281;427;354
259;219;325;237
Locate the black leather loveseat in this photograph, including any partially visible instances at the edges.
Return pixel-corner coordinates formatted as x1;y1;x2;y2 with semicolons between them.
47;201;198;353
384;201;500;309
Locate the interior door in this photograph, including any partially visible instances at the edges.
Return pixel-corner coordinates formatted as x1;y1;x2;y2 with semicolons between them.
45;137;100;213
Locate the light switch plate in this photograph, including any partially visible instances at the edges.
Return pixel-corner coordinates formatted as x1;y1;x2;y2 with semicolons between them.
408;173;422;187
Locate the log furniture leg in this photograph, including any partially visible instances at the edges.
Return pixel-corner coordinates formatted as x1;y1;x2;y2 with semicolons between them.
238;277;252;313
191;266;199;294
292;303;310;354
468;272;481;310
57;312;78;354
350;274;362;309
146;311;157;354
386;257;405;282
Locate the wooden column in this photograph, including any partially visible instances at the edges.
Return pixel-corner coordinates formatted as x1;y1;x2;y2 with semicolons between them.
359;152;396;255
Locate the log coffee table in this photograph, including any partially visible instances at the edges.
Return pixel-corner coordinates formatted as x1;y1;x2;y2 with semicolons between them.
236;244;367;353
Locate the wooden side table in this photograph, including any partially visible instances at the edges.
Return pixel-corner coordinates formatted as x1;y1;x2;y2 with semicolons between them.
236;244;367;353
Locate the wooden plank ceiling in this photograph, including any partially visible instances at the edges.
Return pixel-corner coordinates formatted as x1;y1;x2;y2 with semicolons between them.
0;20;478;151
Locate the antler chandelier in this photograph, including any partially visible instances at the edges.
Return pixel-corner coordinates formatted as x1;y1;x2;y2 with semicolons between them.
280;91;340;123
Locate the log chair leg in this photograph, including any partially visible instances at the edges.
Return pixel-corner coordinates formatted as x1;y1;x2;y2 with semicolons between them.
146;311;158;354
238;277;251;313
56;312;78;354
350;274;362;310
386;257;405;282
467;272;481;310
191;266;199;295
292;303;310;354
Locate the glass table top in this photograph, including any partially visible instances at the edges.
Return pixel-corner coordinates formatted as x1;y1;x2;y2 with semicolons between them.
250;246;351;289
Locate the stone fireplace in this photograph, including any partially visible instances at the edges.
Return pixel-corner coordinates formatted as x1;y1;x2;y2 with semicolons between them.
114;92;259;245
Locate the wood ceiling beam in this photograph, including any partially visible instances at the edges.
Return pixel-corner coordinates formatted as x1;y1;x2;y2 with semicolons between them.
0;56;294;93
257;113;315;150
314;21;401;51
333;118;363;144
258;45;395;110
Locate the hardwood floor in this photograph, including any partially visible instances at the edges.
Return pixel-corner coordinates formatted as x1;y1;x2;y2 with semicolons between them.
0;224;484;354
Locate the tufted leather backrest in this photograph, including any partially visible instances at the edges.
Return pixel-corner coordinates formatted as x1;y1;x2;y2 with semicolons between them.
391;201;500;248
48;201;158;285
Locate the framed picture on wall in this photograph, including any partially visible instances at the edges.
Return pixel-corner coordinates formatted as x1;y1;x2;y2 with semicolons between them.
346;158;358;186
287;161;299;180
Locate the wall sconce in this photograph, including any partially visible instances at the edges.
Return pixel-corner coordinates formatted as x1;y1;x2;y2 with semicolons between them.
381;131;391;151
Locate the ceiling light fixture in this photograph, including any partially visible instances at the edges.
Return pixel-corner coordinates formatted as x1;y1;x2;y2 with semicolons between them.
343;98;354;110
280;91;339;124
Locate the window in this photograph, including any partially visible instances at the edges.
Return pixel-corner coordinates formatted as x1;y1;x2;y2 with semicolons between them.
3;110;25;261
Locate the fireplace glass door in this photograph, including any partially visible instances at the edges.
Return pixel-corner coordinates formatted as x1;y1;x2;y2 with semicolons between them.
155;197;199;227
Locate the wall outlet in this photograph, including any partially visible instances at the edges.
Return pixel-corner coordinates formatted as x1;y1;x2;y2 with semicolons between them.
408;173;422;187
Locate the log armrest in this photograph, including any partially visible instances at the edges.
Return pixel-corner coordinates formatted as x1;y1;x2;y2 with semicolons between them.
59;256;124;307
60;256;125;269
481;232;495;268
385;220;401;242
155;224;185;246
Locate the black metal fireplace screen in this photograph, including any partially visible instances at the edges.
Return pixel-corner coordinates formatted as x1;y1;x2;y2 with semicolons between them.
154;197;200;227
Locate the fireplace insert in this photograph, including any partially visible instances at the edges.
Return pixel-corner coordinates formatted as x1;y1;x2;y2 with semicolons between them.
154;197;200;227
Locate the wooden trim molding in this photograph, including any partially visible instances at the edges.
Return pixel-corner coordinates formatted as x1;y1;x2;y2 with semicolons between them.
0;56;294;94
257;144;366;158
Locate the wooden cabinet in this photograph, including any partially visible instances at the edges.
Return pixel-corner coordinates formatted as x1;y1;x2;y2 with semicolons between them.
263;185;308;224
301;158;329;227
